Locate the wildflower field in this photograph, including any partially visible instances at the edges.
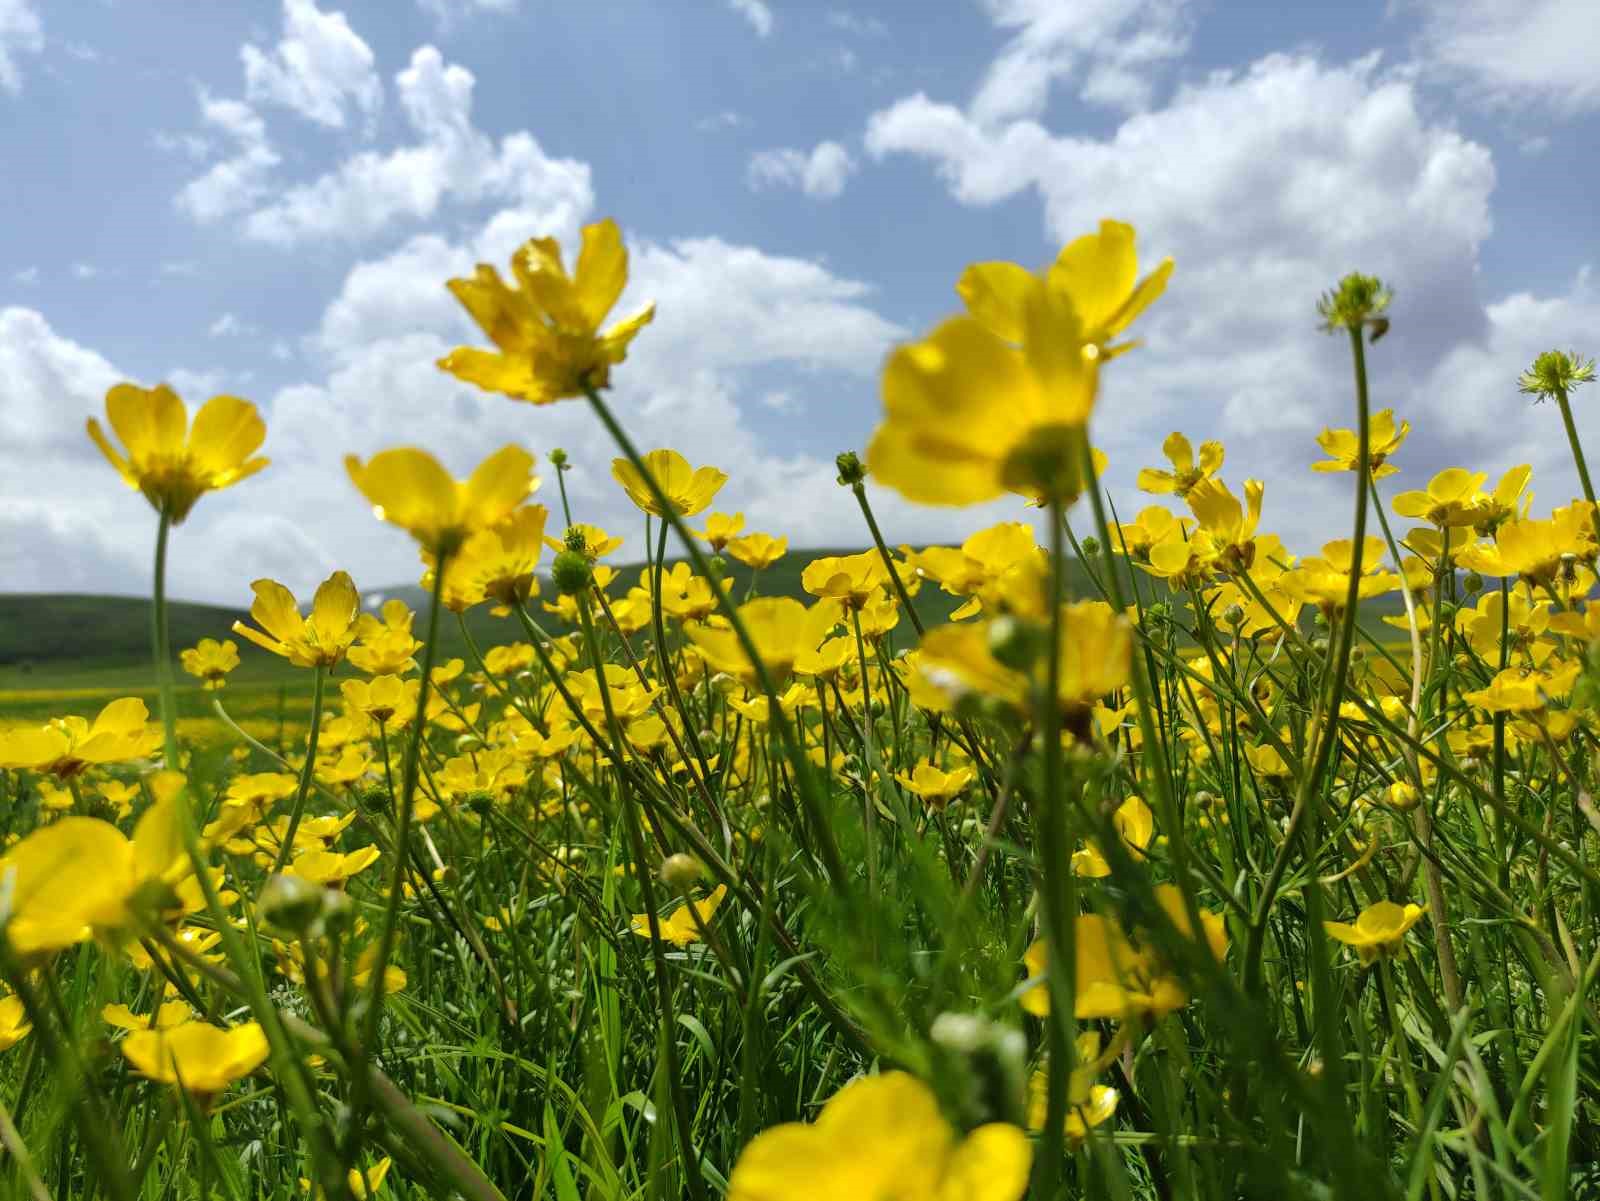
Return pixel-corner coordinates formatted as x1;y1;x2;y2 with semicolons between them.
4;214;1600;1201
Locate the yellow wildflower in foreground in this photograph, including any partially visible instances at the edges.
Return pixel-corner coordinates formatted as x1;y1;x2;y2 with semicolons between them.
727;1071;1030;1201
631;884;728;947
346;445;538;554
0;796;188;955
179;637;240;690
800;550;888;610
86;382;269;522
103;1001;194;1032
0;995;32;1052
870;220;1169;507
0;696;161;777
612;449;728;517
232;572;361;669
1324;901;1427;965
121;1020;270;1094
438;217;655;404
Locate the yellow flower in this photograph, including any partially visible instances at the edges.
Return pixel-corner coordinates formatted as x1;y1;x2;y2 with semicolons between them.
1392;467;1488;528
697;511;745;551
894;761;977;809
287;845;382;888
232;572;361;669
0;995;32;1052
346;600;423;675
179;638;240;691
1463;661;1579;715
915;602;1130;731
688;598;837;689
86;382;268;522
345;445;538;554
801;550;889;610
546;522;625;560
1458;505;1598;586
1136;432;1223;497
1279;538;1398;613
102;1001;194;1032
1072;795;1154;877
611;449;728;517
303;1158;392;1201
1185;477;1264;572
437;218;655;403
630;884;728;947
957;218;1172;356
121;1020;270;1094
1323;900;1426;965
341;675;411;725
727;1071;1031;1201
726;532;788;570
1022;886;1227;1021
0;697;161;777
0;794;189;955
1026;1033;1119;1147
1311;408;1409;478
436;504;551;616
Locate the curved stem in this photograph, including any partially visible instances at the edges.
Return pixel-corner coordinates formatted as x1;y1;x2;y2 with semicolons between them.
270;664;326;875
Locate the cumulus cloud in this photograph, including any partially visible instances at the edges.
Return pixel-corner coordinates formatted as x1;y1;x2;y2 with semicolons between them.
1414;0;1600;114
747;141;857;199
728;0;774;37
861;41;1600;551
0;0;42;95
175;95;282;223
239;46;593;246
971;0;1192;120
242;0;383;130
417;0;518;28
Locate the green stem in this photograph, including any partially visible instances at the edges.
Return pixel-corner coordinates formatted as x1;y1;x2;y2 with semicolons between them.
1555;385;1599;515
152;508;179;766
581;383;849;889
851;480;924;637
270;664;326;875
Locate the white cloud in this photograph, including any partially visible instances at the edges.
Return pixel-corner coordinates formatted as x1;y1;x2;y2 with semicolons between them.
12;266;37;285
826;10;888;36
728;0;774;37
0;0;42;95
242;0;382;130
166;367;226;397
697;110;748;132
417;0;517;28
866;49;1535;549
748;140;857;199
971;0;1192;120
209;313;257;338
70;262;97;280
238;46;593;246
176;95;282;223
153;130;213;160
1415;0;1600;114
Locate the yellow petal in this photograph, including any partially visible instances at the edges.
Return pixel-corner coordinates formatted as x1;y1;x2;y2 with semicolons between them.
574;218;629;330
1047;219;1138;335
955;261;1037;343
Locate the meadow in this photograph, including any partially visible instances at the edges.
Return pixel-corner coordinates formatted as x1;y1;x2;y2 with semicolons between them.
0;217;1597;1201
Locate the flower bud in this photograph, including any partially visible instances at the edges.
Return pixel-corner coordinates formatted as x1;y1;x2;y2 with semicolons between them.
1462;572;1484;595
552;549;593;595
659;853;705;890
1222;603;1246;628
1388;781;1419;812
834;451;865;487
257;873;327;938
549;448;569;469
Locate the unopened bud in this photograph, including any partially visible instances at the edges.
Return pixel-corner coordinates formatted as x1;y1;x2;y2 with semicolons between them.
1462;572;1484;595
552;549;593;595
834;451;865;487
549;448;569;469
659;853;705;890
257;873;326;937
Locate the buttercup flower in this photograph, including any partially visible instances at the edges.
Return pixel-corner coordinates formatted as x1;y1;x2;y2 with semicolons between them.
0;697;162;777
727;1071;1030;1201
1137;432;1224;497
0;995;31;1052
438;218;655;403
611;449;728;517
631;884;728;947
687;598;837;688
726;532;788;570
1323;901;1427;965
869;220;1168;507
121;1020;270;1095
232;572;361;669
179;638;240;690
801;550;889;610
86;382;268;522
346;445;538;555
1312;408;1408;478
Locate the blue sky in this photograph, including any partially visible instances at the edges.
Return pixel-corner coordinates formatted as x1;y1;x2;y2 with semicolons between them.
3;0;1598;603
